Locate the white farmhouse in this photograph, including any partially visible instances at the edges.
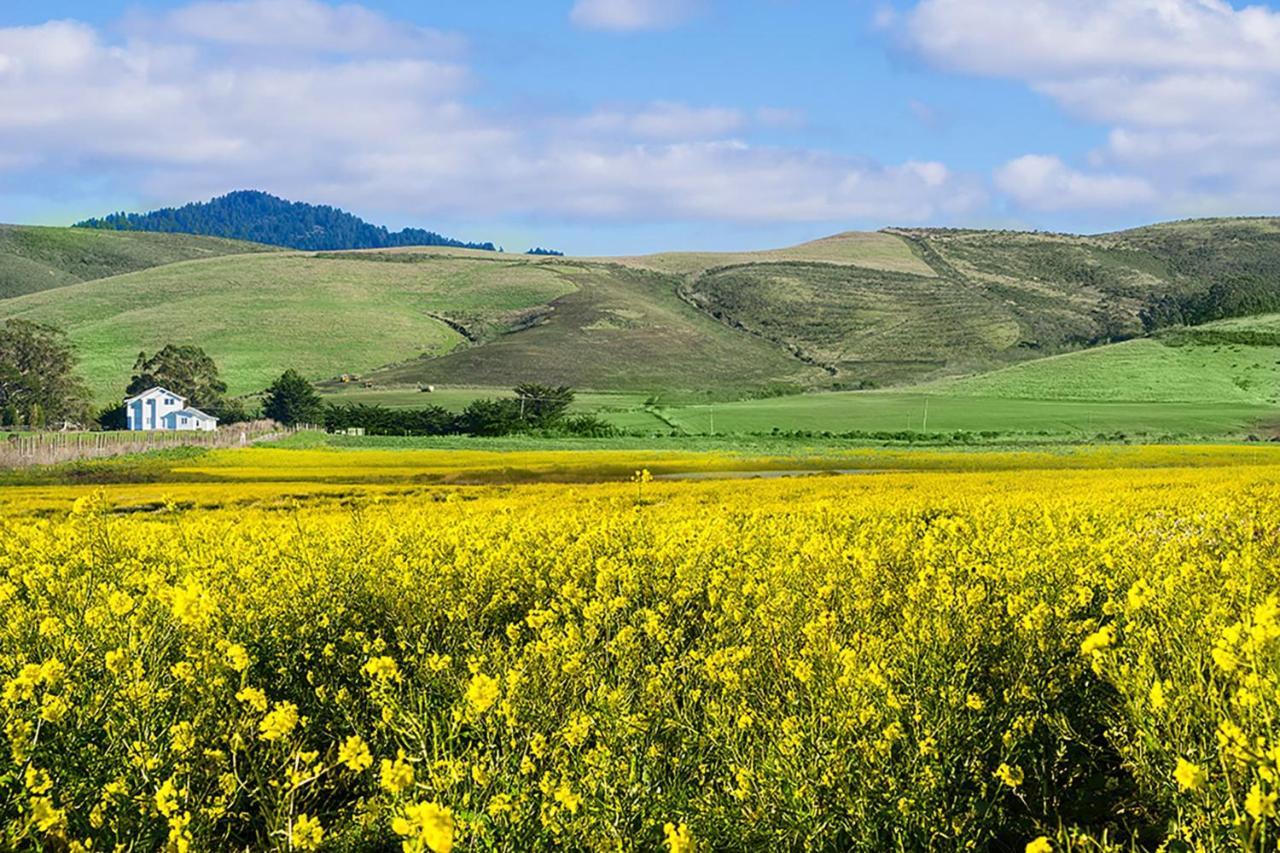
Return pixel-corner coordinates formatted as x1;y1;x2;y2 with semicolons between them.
124;387;218;432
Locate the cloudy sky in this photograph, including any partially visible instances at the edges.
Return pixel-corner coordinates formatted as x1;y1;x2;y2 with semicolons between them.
2;0;1279;253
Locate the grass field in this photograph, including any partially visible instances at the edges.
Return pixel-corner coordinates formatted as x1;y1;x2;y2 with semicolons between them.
319;368;1280;441
647;392;1275;437
0;225;274;299
6;446;1280;848
930;330;1280;404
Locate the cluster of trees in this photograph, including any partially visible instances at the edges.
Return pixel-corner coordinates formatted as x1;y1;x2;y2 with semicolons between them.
261;374;612;437
0;326;252;430
308;383;611;437
0;320;90;428
525;247;564;256
1140;279;1280;331
98;345;248;427
76;190;497;252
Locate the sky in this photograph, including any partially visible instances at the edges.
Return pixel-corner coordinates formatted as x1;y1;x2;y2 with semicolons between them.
2;0;1280;254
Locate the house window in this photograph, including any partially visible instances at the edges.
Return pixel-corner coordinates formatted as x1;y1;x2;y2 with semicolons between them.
165;397;175;405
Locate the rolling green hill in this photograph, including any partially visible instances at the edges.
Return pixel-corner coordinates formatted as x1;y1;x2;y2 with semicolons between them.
0;252;572;403
358;260;821;394
641;312;1280;438
0;225;275;299
930;333;1280;405
675;218;1280;389
5;217;1280;430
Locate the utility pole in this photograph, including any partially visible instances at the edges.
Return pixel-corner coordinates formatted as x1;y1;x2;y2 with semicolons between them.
922;397;929;433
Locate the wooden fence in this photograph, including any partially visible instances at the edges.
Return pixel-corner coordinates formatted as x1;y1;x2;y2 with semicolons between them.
0;420;298;468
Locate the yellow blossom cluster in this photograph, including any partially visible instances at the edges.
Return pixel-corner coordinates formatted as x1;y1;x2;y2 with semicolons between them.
2;455;1280;849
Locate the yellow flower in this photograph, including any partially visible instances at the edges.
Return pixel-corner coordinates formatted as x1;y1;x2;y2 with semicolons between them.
392;801;454;853
562;711;592;748
29;796;64;833
381;752;415;795
487;793;513;816
1149;680;1166;712
258;701;299;741
107;589;134;616
1211;644;1238;672
39;659;66;686
1126;579;1153;611
554;782;582;814
292;813;324;850
1246;782;1277;820
1079;625;1115;656
155;777;180;818
236;686;269;712
105;648;128;674
465;673;500;716
339;734;373;772
39;693;70;724
965;693;985;711
170;721;196;755
1025;837;1052;853
664;821;695;853
1174;758;1206;792
224;643;250;672
363;656;401;682
995;763;1024;788
24;766;52;794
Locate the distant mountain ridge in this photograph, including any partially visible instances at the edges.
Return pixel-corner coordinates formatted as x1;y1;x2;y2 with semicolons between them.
75;190;497;253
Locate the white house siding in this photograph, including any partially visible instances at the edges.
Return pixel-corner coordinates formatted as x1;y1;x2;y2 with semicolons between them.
124;388;214;431
160;409;218;432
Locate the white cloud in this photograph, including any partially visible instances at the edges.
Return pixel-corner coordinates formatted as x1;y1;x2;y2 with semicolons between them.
995;155;1155;211
904;0;1280;77
578;102;745;139
161;0;463;55
899;0;1280;214
0;1;978;229
569;0;704;32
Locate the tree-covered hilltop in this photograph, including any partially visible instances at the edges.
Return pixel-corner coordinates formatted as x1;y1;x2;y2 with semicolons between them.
75;190;497;252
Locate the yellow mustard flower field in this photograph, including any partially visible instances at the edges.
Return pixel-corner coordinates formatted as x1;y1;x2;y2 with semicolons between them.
5;447;1280;850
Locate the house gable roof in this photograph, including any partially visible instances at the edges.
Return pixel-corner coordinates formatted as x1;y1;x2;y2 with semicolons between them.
174;407;217;421
124;386;187;405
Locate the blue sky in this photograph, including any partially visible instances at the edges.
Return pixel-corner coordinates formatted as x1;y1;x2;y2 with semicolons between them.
3;0;1280;253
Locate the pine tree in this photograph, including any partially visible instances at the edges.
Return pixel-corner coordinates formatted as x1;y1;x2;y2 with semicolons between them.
262;369;323;426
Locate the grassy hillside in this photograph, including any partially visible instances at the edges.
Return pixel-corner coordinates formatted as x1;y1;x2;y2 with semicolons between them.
599;231;936;277
588;218;1276;390
0;253;573;403
640;312;1280;438
927;311;1280;403
6;218;1280;424
360;261;822;394
685;262;1018;386
0;225;274;299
